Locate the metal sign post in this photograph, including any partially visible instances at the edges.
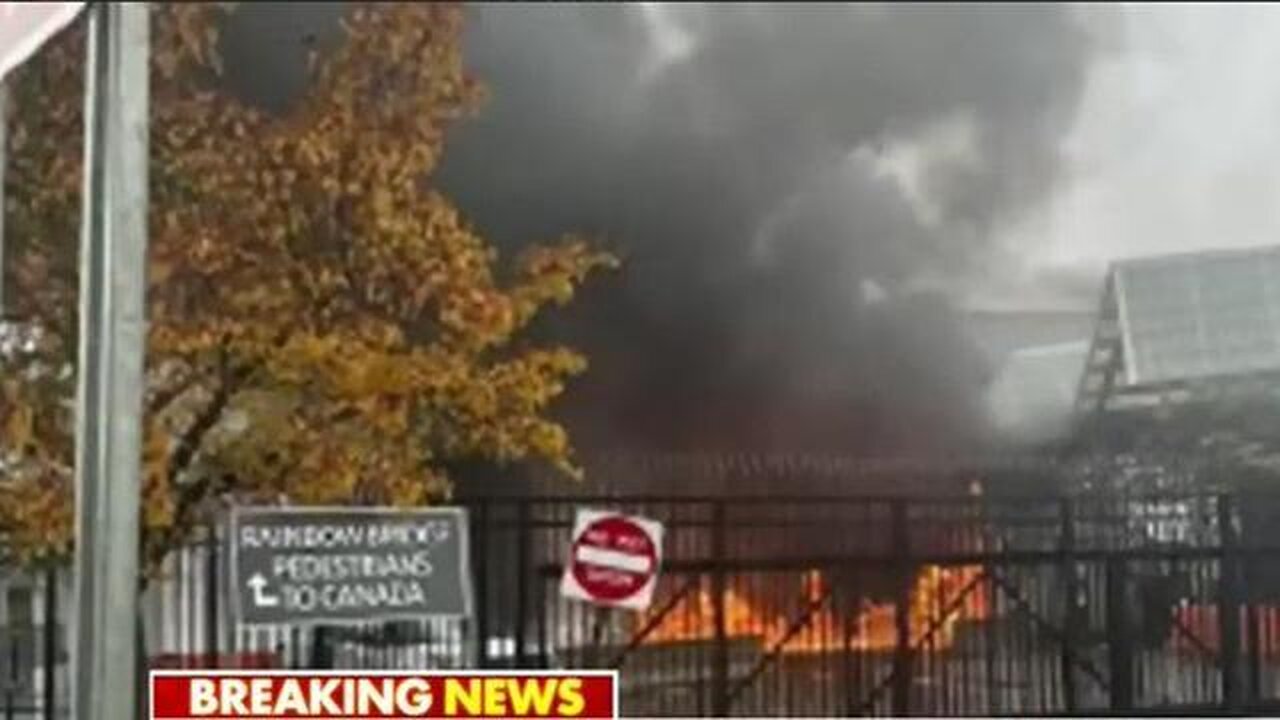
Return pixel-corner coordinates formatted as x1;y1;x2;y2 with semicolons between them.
0;2;148;717
70;4;150;720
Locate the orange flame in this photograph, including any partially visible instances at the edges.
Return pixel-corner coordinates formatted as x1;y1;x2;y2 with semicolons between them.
1171;604;1280;656
640;565;988;654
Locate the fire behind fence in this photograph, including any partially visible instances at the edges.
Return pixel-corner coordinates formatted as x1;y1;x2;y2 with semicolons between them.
12;491;1280;717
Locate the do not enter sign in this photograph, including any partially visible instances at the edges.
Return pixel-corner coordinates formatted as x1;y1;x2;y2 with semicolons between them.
560;508;664;611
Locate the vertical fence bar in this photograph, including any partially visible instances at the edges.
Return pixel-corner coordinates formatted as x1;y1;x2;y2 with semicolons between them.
5;640;14;720
1059;498;1079;713
842;590;855;717
206;534;219;667
514;502;531;669
891;500;912;717
985;572;998;715
1218;493;1243;710
1106;558;1133;712
1247;600;1261;704
5;630;15;717
473;500;490;669
289;626;300;669
42;569;56;720
310;627;332;670
536;540;549;671
710;500;729;717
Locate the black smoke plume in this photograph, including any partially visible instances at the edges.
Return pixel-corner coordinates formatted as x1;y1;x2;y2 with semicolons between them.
223;4;1106;486
435;4;1101;468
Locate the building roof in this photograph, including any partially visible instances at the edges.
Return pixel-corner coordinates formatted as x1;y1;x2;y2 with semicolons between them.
1076;244;1280;419
1114;245;1280;386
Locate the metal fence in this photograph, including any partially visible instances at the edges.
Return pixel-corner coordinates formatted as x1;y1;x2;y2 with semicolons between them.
11;491;1280;716
460;492;1280;716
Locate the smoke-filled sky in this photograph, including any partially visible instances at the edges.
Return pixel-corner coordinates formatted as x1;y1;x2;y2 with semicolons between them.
434;2;1101;455
225;3;1280;460
439;4;1099;307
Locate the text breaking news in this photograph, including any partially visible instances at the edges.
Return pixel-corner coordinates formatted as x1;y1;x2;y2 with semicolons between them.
149;670;618;719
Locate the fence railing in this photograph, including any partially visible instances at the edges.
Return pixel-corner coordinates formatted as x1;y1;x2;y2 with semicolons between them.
11;491;1280;717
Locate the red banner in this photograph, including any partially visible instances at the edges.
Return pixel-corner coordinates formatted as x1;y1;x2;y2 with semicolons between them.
149;671;617;719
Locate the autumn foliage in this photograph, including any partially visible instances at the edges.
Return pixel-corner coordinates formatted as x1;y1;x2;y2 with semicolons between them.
0;4;614;569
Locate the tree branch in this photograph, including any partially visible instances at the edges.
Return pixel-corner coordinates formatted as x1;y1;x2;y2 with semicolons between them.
140;359;250;571
146;366;204;417
168;386;231;484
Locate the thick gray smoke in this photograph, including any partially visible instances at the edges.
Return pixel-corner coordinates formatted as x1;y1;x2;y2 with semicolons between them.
220;4;1104;468
433;4;1101;459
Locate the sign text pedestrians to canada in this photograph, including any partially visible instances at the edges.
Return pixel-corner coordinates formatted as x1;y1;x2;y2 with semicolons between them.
229;506;473;625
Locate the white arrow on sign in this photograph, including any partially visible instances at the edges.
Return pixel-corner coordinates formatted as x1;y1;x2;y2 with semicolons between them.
246;573;280;608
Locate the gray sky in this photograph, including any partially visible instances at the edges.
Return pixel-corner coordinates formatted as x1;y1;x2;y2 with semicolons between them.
993;4;1280;309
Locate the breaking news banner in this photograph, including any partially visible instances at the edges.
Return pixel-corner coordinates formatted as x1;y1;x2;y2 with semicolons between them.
149;670;618;719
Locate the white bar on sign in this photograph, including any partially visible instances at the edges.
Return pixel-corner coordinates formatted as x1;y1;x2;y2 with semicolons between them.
575;545;652;574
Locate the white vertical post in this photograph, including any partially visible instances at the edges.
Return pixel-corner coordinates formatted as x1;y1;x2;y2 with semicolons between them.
71;4;149;720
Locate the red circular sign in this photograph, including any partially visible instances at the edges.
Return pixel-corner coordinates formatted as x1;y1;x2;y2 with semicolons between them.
570;515;658;603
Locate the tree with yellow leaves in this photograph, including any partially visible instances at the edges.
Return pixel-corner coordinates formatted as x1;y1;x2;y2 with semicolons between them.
0;3;614;571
